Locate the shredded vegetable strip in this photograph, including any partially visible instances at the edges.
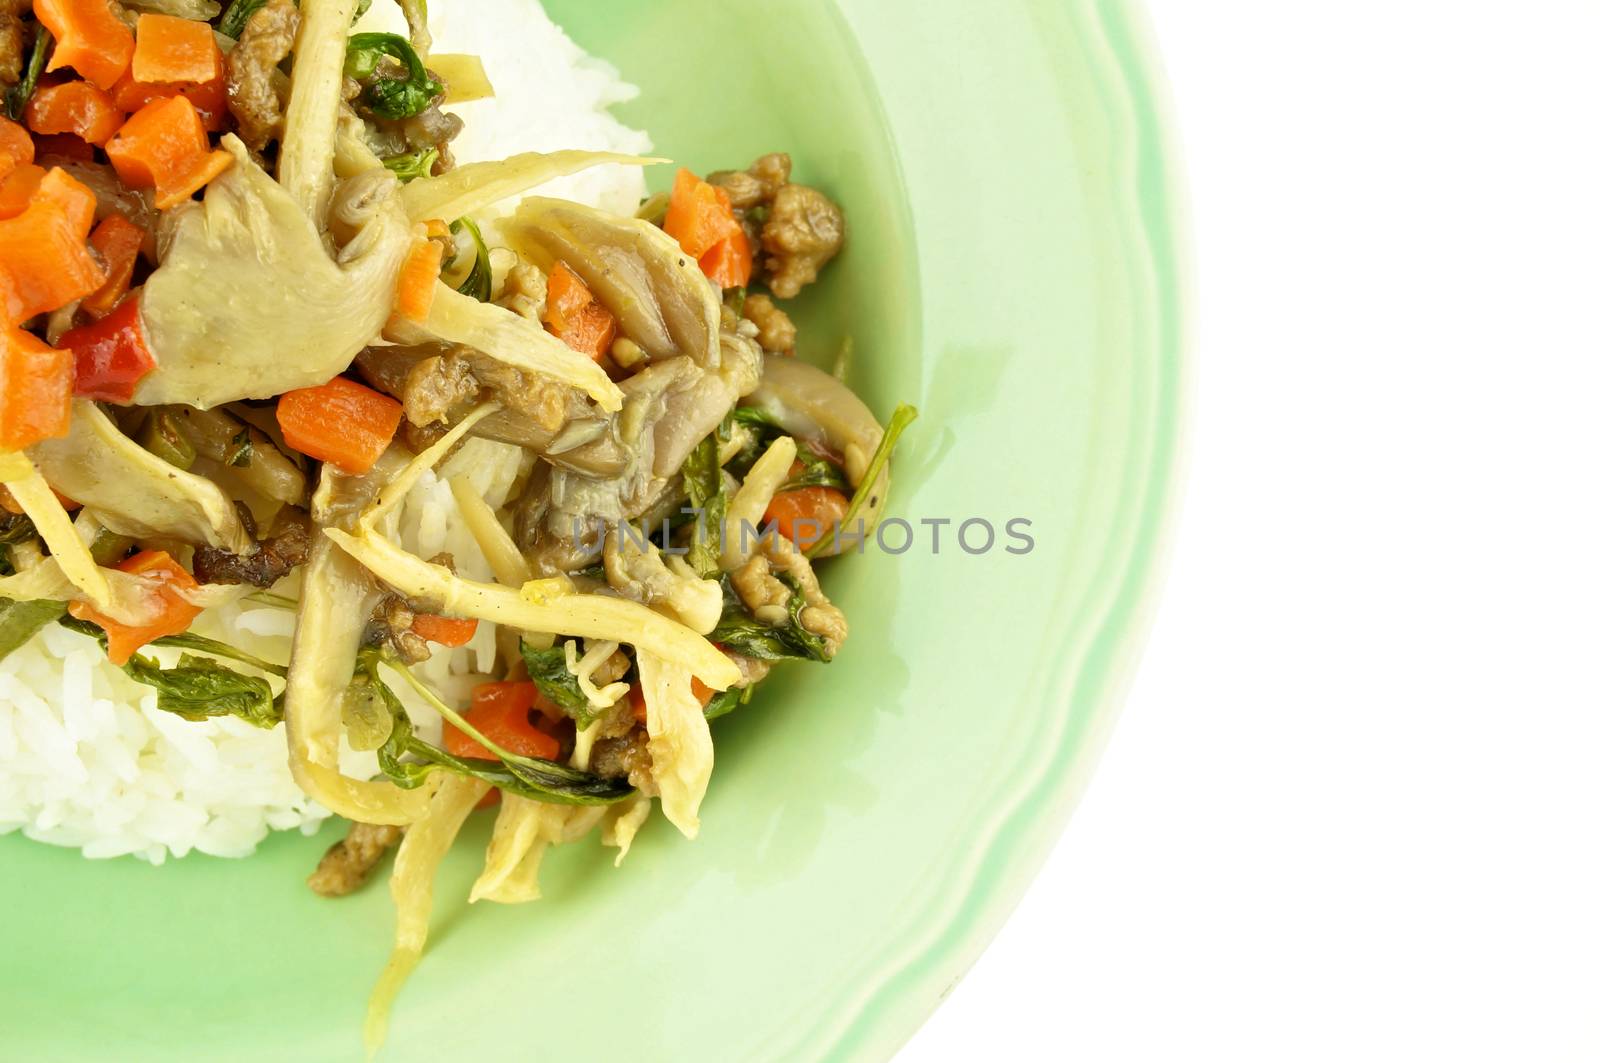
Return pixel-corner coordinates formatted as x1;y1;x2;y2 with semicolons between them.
364;773;488;1056
278;0;359;224
284;537;435;824
470;793;546;903
448;474;532;585
398;284;624;411
601;794;652;867
323;527;741;688
637;648;714;838
359;402;498;531
720;435;796;571
4;457;111;608
399;149;660;224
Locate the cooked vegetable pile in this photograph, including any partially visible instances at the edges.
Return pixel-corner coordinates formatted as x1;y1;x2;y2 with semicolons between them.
0;0;913;1050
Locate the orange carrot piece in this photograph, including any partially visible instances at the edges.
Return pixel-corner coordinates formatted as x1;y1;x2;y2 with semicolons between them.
275;376;403;474
131;14;221;85
392;237;443;322
542;260;617;361
765;477;851;550
410;613;479;648
0;175;107;324
0;327;73;449
445;687;562;762
35;166;98;239
36;0;136;90
0;163;44;219
25;81;123;146
663;168;741;259
699;225;753;289
422;217;450;240
68;550;203;665
0;115;35;183
111;69;228;132
81;215;145;319
105;95;231;209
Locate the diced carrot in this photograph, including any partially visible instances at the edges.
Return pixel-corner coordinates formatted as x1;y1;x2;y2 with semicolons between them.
35;166;97;238
421;217;449;240
60;292;156;403
68;550;202;665
663;168;741;259
445;684;562;762
541;260;617;361
764;474;851;550
105;95;232;209
0;174;107;324
81;215;145;319
111;69;227;132
36;0;136;90
471;681;565;726
31;133;96;162
24;81;123;146
275;376;403;474
699;225;753;289
0;116;35;183
0;327;73;449
410;613;478;648
131;14;221;85
0;163;44;219
392;237;443;322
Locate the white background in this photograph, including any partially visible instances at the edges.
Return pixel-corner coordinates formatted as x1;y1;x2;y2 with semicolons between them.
903;3;1600;1059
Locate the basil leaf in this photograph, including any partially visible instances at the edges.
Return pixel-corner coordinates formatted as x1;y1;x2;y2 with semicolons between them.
0;598;66;661
382;147;439;183
518;640;598;727
708;577;832;663
779;444;847;492
124;652;280;726
223;429;253;468
217;0;266;39
345;32;442;120
4;27;50;121
365;650;629;805
0;514;38;575
682;433;726;578
449;217;492;302
58;615;289;677
703;682;753;722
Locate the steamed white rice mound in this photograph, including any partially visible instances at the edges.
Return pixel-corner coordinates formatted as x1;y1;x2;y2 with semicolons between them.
0;4;650;864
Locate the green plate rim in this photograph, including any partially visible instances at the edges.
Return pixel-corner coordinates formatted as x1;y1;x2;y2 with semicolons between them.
812;1;1190;1058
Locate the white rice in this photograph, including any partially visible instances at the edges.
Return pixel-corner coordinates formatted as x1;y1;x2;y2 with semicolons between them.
0;4;650;864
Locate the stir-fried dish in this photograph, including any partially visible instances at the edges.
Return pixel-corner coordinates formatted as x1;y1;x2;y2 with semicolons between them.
0;0;913;1047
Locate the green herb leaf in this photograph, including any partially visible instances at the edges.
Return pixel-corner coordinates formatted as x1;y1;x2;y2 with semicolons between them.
381;146;439;183
703;682;753;722
0;598;66;662
223;429;253;468
518;640;598;727
779;444;847;492
681;433;726;579
5;27;50;121
123;652;280;726
364;650;630;805
217;0;266;39
806;403;919;558
708;577;832;663
345;32;442;120
0;514;39;575
449;217;492;302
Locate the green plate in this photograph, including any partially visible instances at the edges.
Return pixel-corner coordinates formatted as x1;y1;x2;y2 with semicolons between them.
0;1;1185;1059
